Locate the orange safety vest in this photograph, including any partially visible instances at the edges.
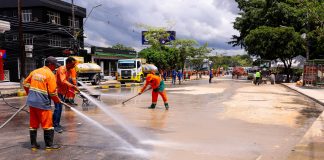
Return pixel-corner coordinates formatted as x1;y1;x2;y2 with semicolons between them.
141;74;161;92
24;66;59;110
56;66;74;96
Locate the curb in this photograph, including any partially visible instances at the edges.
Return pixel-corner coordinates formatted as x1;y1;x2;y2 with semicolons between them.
280;84;324;106
0;89;26;98
282;83;324;160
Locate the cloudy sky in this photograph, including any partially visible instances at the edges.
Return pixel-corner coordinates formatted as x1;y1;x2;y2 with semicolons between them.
68;0;245;55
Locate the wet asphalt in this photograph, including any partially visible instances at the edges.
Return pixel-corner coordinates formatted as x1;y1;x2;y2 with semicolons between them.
0;79;322;160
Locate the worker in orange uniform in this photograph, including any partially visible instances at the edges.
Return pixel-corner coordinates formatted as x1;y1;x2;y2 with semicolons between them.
53;57;79;133
65;66;77;105
23;56;62;151
139;71;169;110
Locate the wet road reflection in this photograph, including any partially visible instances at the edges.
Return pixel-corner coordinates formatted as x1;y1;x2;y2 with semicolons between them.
0;80;322;160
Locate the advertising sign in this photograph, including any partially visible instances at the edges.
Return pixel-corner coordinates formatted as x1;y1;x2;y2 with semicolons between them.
142;31;176;45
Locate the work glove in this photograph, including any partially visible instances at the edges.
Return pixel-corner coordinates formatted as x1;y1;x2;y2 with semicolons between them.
72;85;80;93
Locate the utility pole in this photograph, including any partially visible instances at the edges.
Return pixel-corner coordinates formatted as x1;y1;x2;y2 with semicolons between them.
71;0;77;55
18;0;25;86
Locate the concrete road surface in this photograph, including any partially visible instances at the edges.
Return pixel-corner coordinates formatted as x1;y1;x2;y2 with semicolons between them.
0;79;321;160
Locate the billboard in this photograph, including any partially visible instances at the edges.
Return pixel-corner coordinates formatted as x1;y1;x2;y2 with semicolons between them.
142;31;176;45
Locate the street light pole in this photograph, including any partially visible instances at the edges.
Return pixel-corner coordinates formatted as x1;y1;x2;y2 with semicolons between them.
18;0;25;86
301;33;309;60
83;4;102;26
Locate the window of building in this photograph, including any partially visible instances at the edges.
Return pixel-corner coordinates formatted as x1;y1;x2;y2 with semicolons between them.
12;11;17;17
23;33;33;45
13;35;18;41
68;17;80;28
47;11;61;25
49;35;62;47
22;10;32;22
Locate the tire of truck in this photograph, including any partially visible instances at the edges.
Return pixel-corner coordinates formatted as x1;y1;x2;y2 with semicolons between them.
140;75;144;83
91;74;100;85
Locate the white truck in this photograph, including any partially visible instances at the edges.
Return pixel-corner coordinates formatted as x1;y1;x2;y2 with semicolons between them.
117;58;157;84
55;56;103;85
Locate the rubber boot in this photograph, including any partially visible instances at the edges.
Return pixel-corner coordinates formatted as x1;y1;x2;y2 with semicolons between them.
148;103;156;109
164;103;169;110
44;129;61;151
30;129;40;150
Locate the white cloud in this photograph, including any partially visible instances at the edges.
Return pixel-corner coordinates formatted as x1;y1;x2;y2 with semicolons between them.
68;0;243;55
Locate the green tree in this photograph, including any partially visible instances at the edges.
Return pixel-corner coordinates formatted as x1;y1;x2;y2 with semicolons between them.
245;26;304;82
170;39;199;73
111;43;135;51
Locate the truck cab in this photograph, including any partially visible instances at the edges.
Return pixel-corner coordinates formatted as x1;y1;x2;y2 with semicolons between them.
55;56;103;85
117;59;145;83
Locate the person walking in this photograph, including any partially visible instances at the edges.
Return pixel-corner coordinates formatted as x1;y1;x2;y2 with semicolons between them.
23;56;62;151
139;71;169;110
177;71;182;85
172;69;177;85
255;70;261;85
209;69;213;83
53;57;79;133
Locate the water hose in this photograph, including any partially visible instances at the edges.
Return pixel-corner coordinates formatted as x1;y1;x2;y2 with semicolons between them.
0;91;29;113
0;104;27;129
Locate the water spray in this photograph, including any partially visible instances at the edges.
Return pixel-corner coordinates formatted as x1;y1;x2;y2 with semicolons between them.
61;102;140;151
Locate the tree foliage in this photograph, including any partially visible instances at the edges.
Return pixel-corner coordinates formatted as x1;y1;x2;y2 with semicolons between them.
111;43;135;51
231;0;323;58
210;55;253;70
231;0;323;82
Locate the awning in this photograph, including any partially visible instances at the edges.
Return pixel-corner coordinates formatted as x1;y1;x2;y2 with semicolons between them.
0;20;10;33
94;52;136;59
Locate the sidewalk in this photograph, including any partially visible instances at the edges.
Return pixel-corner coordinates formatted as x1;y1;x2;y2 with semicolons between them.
282;83;324;160
0;82;22;97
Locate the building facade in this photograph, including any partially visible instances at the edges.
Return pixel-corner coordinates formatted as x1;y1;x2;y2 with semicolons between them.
0;0;86;81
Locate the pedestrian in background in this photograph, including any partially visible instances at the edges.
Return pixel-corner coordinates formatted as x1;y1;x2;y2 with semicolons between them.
23;56;61;151
255;70;261;85
177;71;182;85
209;69;213;83
163;70;167;81
172;69;177;85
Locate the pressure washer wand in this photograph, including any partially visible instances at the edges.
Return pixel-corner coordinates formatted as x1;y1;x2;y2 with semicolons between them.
122;88;151;105
61;102;73;109
0;104;27;129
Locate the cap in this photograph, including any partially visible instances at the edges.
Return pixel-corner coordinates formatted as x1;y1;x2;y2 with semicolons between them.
45;56;61;67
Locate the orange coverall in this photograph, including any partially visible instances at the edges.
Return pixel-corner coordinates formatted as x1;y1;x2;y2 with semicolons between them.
65;67;77;102
141;74;168;104
24;66;60;129
56;66;75;97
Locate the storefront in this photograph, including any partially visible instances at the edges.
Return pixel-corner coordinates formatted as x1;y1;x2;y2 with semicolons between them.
91;47;136;77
